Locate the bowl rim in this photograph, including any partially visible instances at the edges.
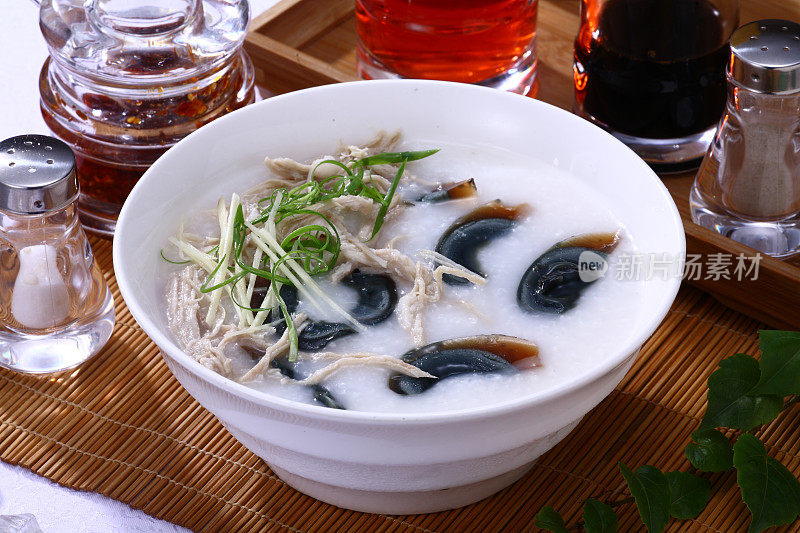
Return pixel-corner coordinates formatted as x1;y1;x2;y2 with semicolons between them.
113;79;685;424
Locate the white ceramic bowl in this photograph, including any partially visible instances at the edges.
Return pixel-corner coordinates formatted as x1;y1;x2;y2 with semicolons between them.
113;80;684;514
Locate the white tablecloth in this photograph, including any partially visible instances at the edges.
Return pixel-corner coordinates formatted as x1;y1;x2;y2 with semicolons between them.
0;1;278;531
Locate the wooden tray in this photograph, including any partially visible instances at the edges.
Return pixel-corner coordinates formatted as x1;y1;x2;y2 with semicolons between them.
245;0;800;330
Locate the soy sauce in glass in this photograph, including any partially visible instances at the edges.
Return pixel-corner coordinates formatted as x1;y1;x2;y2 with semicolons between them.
573;0;738;169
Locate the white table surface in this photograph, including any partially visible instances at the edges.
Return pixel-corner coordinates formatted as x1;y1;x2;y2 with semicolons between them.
0;1;278;531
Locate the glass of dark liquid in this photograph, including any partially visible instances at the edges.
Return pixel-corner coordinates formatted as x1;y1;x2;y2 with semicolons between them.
573;0;738;171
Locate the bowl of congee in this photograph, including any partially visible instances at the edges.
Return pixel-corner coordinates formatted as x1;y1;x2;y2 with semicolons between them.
113;80;684;514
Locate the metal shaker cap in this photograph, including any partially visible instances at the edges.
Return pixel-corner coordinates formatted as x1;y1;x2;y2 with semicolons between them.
729;20;800;95
0;135;77;215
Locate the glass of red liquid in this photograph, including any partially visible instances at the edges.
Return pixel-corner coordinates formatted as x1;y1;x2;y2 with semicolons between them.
356;0;539;96
573;0;738;171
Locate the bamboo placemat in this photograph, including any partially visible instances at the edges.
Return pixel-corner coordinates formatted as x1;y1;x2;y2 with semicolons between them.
1;235;796;532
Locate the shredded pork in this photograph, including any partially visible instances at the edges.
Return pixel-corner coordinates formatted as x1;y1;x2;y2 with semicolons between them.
239;316;307;382
166;265;267;377
299;354;434;385
165;132;486;391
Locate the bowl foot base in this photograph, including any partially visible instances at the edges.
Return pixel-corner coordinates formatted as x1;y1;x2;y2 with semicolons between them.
269;461;534;515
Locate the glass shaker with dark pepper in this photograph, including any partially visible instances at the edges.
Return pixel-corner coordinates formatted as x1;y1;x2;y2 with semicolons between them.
36;0;256;236
573;0;738;171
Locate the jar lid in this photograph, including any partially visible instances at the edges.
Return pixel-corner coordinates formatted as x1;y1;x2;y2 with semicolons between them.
0;135;78;215
38;0;249;86
730;20;800;94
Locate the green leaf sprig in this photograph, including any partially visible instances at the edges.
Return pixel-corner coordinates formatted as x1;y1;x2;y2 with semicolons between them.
535;330;800;533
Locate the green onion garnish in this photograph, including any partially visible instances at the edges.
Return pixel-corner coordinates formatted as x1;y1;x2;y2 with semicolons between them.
164;149;438;360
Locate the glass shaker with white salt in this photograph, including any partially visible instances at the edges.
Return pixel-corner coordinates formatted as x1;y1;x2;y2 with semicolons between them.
0;135;114;373
691;20;800;257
